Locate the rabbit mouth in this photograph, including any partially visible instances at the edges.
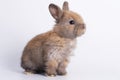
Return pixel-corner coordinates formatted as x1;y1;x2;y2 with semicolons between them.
74;24;86;37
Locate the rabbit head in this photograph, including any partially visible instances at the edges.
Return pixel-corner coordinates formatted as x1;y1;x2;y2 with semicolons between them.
49;1;86;39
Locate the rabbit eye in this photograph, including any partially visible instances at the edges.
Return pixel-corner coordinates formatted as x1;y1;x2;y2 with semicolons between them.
69;20;75;25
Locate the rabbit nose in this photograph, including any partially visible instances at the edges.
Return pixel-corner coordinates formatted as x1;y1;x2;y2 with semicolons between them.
79;24;85;29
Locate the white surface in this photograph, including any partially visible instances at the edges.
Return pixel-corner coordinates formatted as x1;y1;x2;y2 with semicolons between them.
0;0;120;80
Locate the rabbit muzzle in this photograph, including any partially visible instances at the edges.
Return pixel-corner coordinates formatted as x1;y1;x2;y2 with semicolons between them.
74;24;86;37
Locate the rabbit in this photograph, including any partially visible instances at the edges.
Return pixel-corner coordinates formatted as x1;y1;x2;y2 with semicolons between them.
21;1;86;76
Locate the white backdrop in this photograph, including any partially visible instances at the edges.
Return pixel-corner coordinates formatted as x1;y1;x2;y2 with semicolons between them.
0;0;120;80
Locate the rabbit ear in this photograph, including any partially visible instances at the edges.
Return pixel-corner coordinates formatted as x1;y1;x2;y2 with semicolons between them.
62;1;69;11
49;4;63;20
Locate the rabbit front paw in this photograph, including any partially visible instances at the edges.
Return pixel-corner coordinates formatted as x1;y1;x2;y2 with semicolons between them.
45;69;57;77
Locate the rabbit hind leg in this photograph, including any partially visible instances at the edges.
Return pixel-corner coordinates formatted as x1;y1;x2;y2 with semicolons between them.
21;60;38;74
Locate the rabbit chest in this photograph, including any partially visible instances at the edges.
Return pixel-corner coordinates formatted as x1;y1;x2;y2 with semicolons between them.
43;37;76;62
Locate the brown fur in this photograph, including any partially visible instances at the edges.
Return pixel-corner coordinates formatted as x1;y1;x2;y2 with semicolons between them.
21;1;86;76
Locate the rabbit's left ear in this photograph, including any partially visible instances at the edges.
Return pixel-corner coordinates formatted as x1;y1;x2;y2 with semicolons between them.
62;1;69;11
49;4;63;20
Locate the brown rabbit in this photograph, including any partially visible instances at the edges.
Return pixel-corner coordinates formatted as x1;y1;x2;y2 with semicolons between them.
21;1;86;76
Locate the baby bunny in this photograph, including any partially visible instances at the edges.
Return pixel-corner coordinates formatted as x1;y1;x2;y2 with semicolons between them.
21;1;86;76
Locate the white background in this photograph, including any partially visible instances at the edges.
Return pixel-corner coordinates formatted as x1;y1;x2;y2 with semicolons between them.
0;0;120;80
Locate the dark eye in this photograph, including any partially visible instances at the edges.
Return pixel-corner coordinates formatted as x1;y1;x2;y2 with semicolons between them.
69;20;75;25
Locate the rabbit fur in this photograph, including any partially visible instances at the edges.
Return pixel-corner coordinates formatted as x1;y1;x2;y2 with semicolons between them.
21;1;86;76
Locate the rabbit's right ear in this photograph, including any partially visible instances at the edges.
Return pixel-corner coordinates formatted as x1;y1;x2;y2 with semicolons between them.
49;4;63;20
63;1;69;11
